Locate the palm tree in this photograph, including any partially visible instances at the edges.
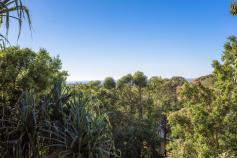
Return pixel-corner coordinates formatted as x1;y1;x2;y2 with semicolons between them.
0;0;31;48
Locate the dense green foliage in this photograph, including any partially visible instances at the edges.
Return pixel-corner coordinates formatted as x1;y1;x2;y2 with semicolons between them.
0;82;119;158
71;73;186;158
167;37;237;158
103;77;116;89
0;48;119;157
0;47;186;157
5;40;237;157
1;1;237;158
0;47;67;105
2;38;237;158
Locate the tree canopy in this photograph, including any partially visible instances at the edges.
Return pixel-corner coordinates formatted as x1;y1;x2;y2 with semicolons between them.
0;47;67;105
167;36;237;158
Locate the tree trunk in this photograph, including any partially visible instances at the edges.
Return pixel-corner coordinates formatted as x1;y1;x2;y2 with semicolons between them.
138;87;143;119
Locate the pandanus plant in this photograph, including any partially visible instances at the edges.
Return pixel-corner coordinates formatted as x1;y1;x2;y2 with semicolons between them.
0;91;41;158
41;92;120;158
0;0;31;48
0;81;120;158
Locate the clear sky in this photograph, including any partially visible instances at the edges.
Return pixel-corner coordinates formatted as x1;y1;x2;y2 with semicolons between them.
8;0;237;81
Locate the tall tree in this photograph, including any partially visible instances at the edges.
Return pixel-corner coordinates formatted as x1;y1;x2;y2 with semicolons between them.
103;77;116;89
132;71;147;119
168;37;237;158
0;47;67;105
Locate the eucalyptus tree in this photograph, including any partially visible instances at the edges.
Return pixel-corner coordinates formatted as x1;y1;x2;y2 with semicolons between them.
147;76;187;157
103;77;116;89
116;74;135;114
117;74;133;89
132;71;147;119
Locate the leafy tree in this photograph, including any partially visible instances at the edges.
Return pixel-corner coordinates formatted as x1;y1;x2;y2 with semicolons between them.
133;71;147;88
117;74;133;89
192;74;214;89
211;36;237;155
168;36;237;157
147;76;186;157
116;74;136;114
168;82;214;158
132;71;147;119
87;80;101;89
0;47;67;105
103;77;116;89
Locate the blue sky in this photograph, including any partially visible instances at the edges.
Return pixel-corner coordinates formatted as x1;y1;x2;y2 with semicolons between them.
8;0;237;81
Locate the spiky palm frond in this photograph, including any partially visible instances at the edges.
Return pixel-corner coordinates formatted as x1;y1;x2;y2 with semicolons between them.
41;93;120;158
39;80;72;122
0;81;120;157
0;91;41;158
0;0;31;48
